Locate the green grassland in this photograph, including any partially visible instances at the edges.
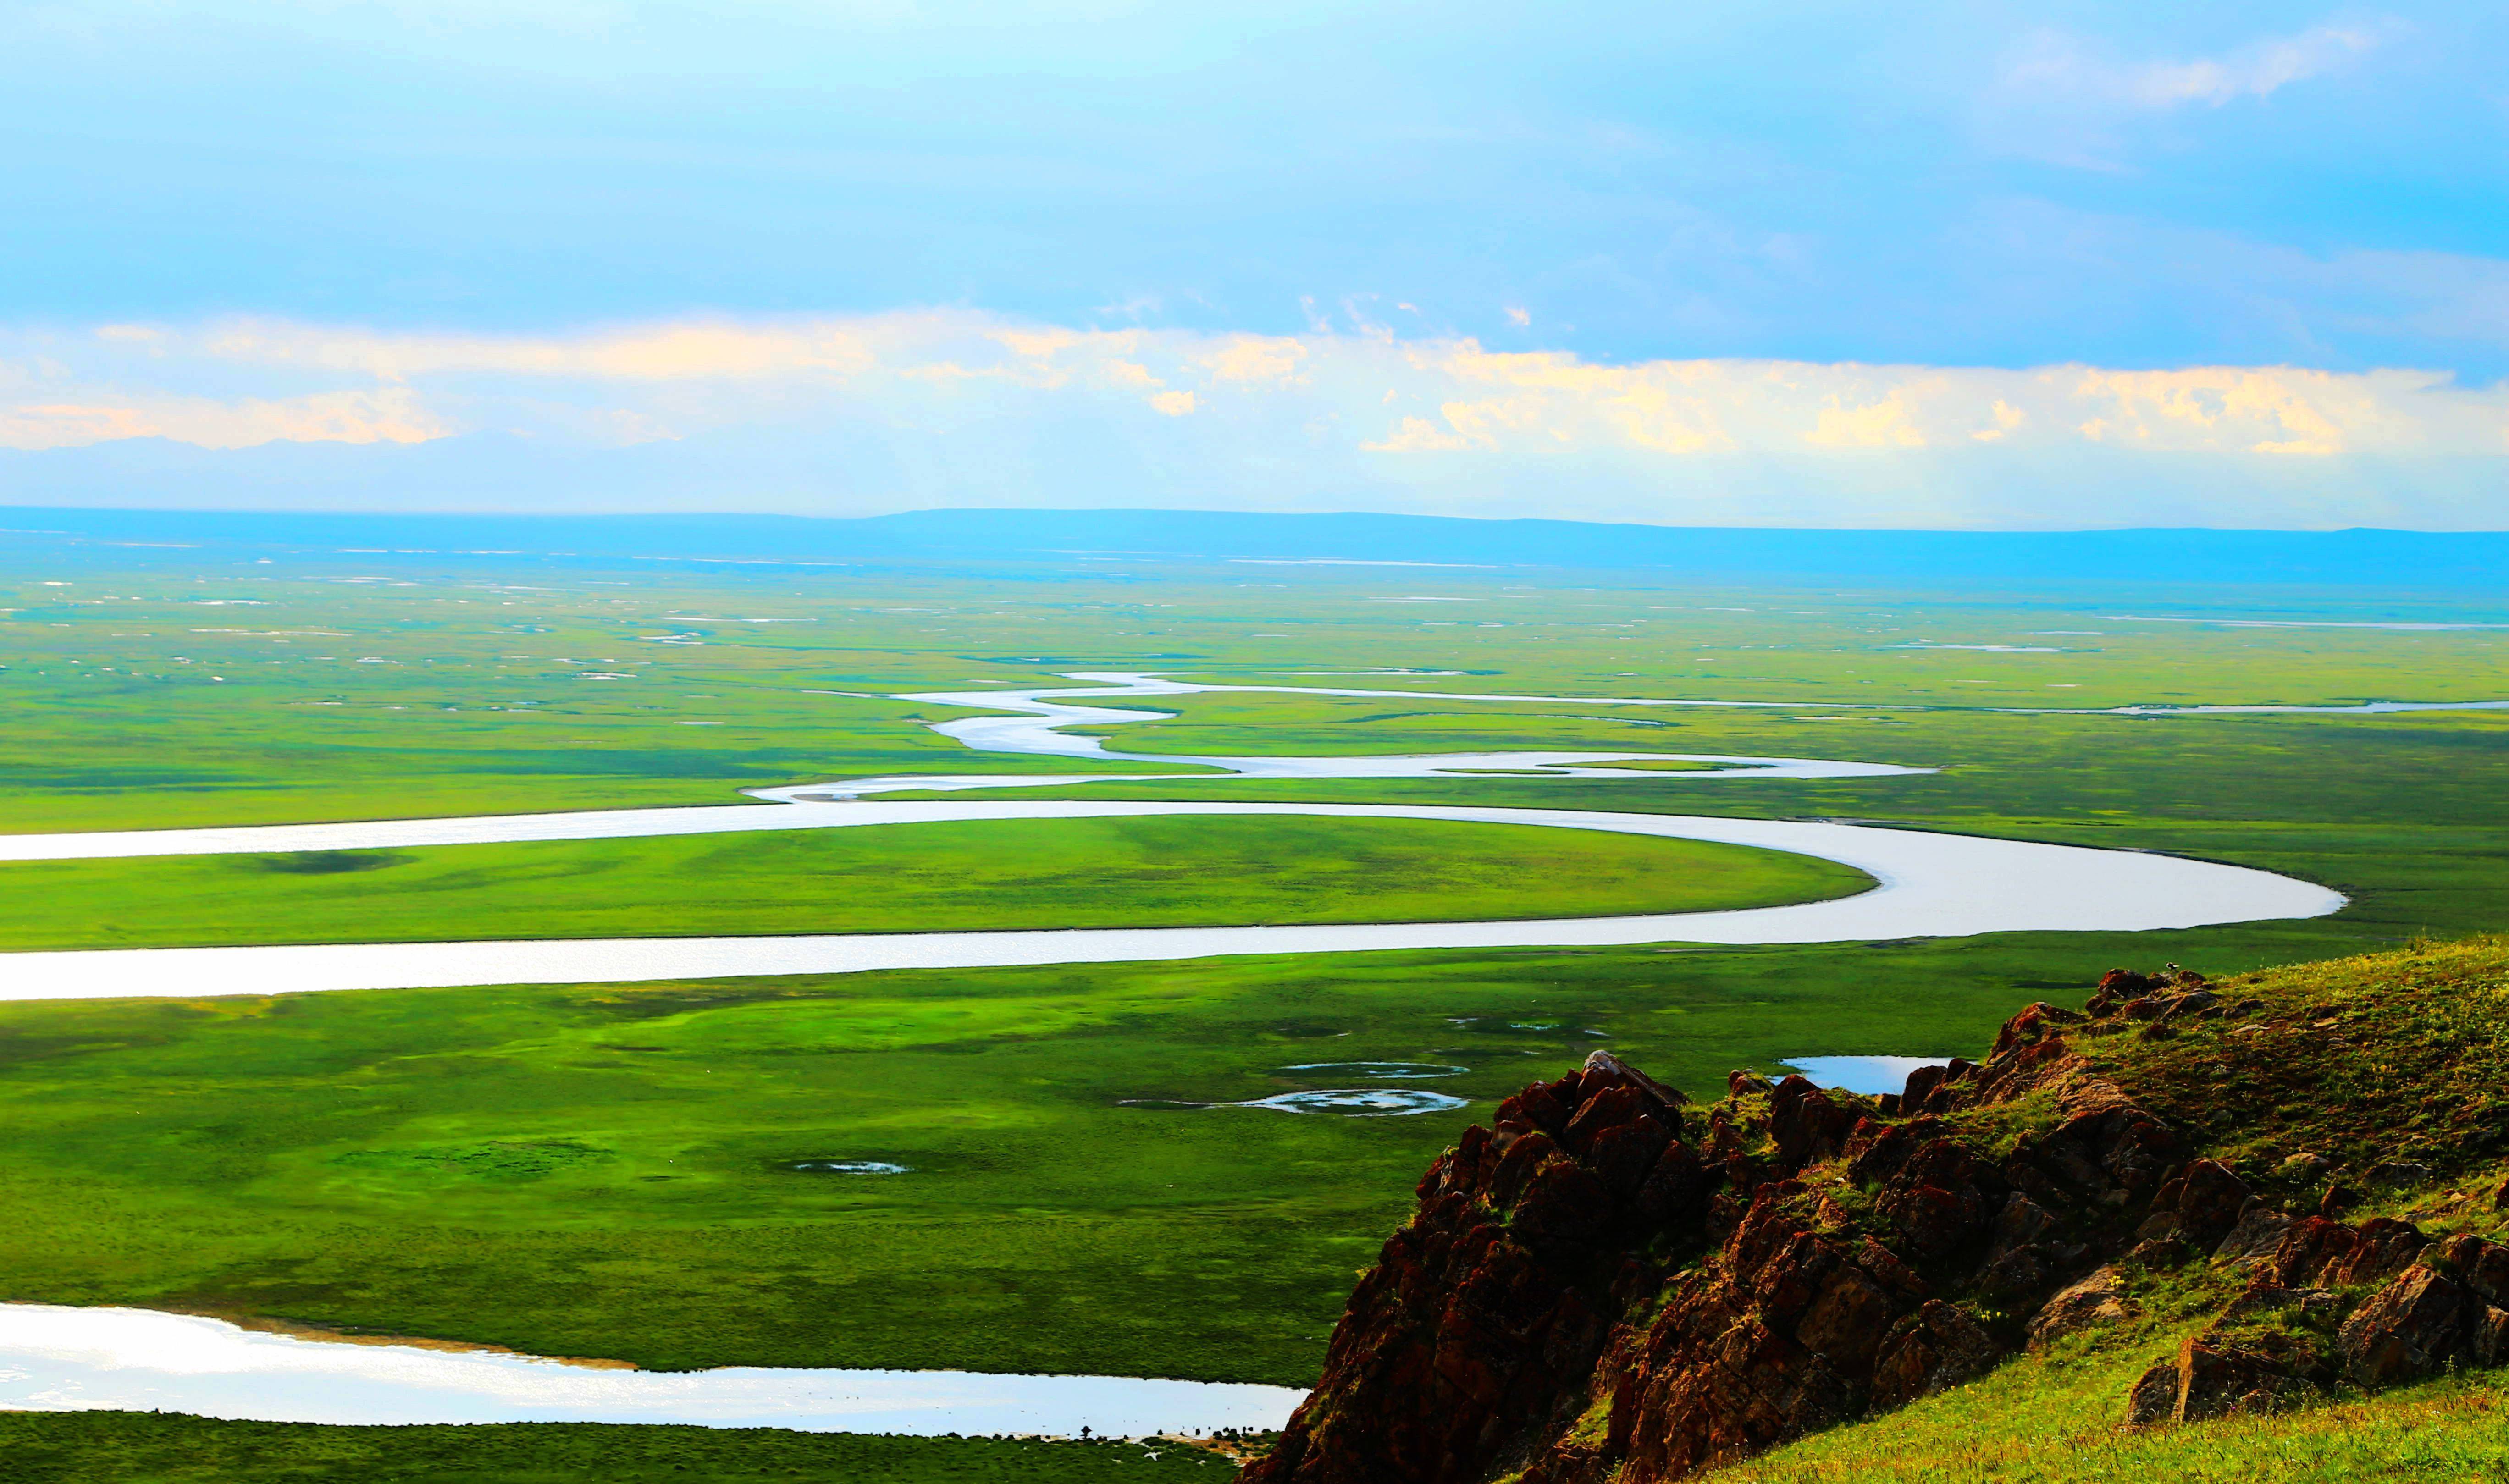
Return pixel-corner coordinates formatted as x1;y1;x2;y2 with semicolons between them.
0;1412;1235;1484
2;545;2507;1473
0;816;1867;951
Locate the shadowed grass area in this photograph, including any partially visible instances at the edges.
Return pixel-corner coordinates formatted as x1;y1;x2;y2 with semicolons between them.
0;815;1870;952
0;1412;1238;1484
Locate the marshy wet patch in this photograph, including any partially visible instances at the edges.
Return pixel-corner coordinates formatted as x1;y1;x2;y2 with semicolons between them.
783;1159;911;1175
1279;1061;1468;1079
1239;1089;1467;1115
1121;1088;1467;1117
1446;1015;1583;1036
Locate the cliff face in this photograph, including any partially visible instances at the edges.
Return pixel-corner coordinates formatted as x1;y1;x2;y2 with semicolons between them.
1238;1051;1692;1482
1244;962;2509;1484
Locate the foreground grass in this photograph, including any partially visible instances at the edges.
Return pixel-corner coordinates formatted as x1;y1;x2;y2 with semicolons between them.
0;816;1867;952
1711;1357;2509;1483
0;1412;1233;1484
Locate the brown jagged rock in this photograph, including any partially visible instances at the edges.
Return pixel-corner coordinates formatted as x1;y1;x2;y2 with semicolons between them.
2437;1232;2509;1308
1603;1184;1933;1478
1868;1301;2001;1410
2212;1200;2294;1263
2124;1361;2179;1425
2106;1226;2509;1423
2269;1215;2430;1289
2088;969;2156;1015
1243;1051;1687;1484
2028;1266;2133;1348
2340;1264;2469;1386
2167;1160;2256;1248
1767;1076;1856;1166
2169;1335;2308;1421
1990;1002;2083;1058
2124;1277;2334;1425
2336;1234;2509;1385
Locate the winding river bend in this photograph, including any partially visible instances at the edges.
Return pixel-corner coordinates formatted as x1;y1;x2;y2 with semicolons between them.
0;673;2365;1433
0;673;2343;1000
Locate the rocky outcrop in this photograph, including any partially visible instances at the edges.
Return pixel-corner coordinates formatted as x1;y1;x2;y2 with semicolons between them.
1242;965;2509;1484
1251;978;2204;1484
2336;1233;2509;1385
1238;1051;1688;1484
2028;1266;2133;1348
2125;1224;2509;1423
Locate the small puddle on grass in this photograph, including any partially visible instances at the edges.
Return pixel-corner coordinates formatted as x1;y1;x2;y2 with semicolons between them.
1120;1089;1466;1117
785;1159;911;1175
1279;1061;1468;1079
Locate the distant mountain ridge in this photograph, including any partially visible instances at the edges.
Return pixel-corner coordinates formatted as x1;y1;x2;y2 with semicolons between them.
4;506;2504;588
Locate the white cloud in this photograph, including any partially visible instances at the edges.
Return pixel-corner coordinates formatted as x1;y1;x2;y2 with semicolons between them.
0;387;447;451
2130;24;2390;107
1194;334;1307;385
1984;17;2404;168
1805;392;1929;449
11;309;2509;526
191;318;881;381
1971;398;2027;442
1361;414;1480;453
2002;19;2395;114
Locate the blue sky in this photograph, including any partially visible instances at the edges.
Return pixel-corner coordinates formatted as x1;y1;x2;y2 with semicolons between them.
3;1;2505;526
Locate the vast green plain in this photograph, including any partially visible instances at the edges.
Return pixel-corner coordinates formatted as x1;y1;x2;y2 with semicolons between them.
2;533;2506;1468
0;1413;1235;1484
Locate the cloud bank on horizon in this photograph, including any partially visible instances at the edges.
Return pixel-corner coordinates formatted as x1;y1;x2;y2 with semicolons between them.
6;311;2506;529
1;1;2504;529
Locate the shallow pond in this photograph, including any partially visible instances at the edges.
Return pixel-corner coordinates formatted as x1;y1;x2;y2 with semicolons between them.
1780;1055;1952;1096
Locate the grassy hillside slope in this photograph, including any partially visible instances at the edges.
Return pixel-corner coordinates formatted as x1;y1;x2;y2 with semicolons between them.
1699;937;2509;1483
1708;936;2509;1482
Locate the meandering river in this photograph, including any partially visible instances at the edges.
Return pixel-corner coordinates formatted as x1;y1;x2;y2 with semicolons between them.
0;673;2343;999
